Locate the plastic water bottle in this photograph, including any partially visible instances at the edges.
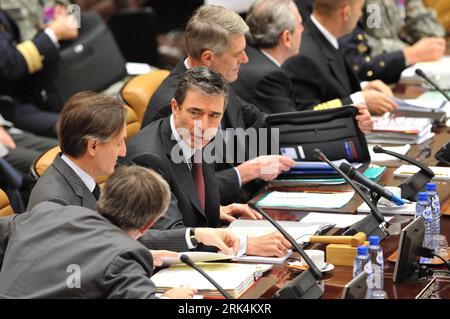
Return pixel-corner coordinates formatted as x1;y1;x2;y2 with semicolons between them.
369;236;385;299
353;246;373;299
426;183;441;254
416;192;433;263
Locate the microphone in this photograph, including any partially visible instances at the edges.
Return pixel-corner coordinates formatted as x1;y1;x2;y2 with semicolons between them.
247;202;324;299
312;149;389;240
373;145;434;201
180;254;232;299
339;162;405;206
415;68;450;102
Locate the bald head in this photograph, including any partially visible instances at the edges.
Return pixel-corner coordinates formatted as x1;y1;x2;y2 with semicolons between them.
313;0;358;17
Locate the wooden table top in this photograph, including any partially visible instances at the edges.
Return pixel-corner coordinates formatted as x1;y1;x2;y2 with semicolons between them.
241;85;450;300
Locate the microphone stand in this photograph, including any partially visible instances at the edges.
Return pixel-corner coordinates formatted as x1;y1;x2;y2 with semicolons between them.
415;68;450;102
180;254;232;299
312;149;389;241
248;202;324;299
373;145;434;201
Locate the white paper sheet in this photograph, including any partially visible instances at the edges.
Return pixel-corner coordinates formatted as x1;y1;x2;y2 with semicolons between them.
257;191;355;209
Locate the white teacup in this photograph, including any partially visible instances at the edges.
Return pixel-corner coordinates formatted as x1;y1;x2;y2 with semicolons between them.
300;250;325;270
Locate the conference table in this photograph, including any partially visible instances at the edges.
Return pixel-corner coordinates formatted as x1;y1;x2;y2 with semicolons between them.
240;60;450;300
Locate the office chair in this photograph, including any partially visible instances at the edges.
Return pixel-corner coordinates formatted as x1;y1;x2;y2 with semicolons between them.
0;188;14;217
120;69;170;127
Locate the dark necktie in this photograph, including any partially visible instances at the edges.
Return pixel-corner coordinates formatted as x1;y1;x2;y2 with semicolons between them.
191;161;205;211
92;183;101;201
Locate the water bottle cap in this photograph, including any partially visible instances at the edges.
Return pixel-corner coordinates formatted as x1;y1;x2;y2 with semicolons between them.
357;246;368;255
369;236;380;245
426;183;436;191
418;192;428;202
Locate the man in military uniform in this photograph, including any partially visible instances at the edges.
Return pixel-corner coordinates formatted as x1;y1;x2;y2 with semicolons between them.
340;0;446;84
0;0;70;41
364;0;445;54
0;6;77;137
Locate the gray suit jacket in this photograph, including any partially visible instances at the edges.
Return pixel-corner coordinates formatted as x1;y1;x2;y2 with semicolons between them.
27;154;189;251
0;202;158;298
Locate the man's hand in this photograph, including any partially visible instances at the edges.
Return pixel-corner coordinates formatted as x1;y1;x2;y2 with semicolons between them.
355;104;373;134
236;155;295;184
364;80;394;97
149;250;179;268
362;90;398;115
403;37;446;65
247;232;292;257
0;127;15;149
162;287;197;299
220;203;263;224
194;228;240;255
48;13;79;41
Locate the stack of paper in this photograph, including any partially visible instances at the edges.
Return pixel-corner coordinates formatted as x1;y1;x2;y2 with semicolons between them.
366;116;434;144
151;263;272;298
277;160;362;180
393;165;450;181
394;97;449;113
400;56;450;90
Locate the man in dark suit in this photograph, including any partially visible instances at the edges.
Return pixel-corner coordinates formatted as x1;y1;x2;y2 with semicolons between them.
142;4;295;205
0;165;204;298
128;67;292;258
28;91;241;254
232;0;372;132
283;0;399;115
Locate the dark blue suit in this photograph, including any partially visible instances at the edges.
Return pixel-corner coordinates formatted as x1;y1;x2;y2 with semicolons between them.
0;9;59;137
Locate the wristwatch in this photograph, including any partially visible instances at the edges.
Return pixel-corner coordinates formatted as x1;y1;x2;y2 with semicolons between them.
189;228;198;247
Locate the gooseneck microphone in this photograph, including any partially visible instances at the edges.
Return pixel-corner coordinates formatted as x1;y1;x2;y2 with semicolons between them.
248;202;324;299
180;254;232;299
415;68;450;102
312;149;389;239
339;162;405;206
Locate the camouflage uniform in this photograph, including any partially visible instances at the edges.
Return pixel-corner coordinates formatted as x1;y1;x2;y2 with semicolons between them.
363;0;445;56
0;0;70;41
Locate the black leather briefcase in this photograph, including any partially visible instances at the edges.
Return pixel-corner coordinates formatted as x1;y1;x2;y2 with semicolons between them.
265;106;371;179
36;11;126;112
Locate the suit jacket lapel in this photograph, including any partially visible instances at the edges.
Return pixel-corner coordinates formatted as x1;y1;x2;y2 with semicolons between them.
52;155;97;209
308;20;353;95
160;118;207;218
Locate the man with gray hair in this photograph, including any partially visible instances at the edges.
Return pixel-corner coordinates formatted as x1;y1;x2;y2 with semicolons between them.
0;165;204;298
233;0;373;129
142;4;295;205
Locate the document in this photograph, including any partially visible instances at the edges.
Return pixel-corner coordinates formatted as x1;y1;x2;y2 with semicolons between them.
357;202;416;216
162;251;237;265
301;212;393;228
228;219;332;264
394;165;450;181
257;191;355;209
151;263;273;298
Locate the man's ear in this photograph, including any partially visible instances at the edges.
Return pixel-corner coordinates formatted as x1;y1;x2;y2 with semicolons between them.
280;29;291;49
342;4;351;21
171;98;180;115
200;49;214;67
86;139;97;157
